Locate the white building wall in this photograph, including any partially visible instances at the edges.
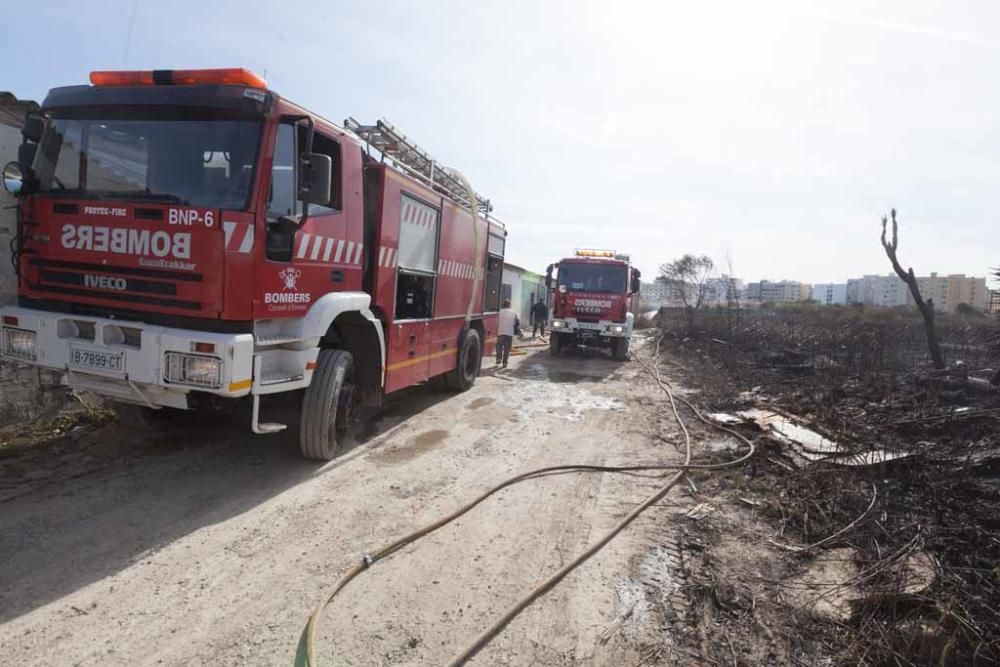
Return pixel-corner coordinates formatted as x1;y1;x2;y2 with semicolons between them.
812;283;848;305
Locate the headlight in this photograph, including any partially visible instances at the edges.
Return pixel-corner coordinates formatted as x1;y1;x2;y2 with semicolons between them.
609;325;625;334
164;352;222;388
2;327;36;360
551;320;565;328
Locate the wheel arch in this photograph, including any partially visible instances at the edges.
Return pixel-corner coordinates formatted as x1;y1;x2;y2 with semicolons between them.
321;310;385;408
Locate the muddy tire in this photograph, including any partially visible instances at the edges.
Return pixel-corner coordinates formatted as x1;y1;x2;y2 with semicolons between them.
445;328;481;392
612;338;630;362
300;349;356;460
549;332;563;356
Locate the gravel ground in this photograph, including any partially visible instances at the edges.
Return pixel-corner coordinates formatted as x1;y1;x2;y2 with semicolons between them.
0;338;692;666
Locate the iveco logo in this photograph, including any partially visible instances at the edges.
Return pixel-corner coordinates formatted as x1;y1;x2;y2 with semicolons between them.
84;275;127;291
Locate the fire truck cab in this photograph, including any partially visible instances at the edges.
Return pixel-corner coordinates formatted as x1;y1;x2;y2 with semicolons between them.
545;250;640;361
0;68;506;460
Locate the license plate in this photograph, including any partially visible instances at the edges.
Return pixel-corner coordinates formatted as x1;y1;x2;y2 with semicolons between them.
70;347;124;373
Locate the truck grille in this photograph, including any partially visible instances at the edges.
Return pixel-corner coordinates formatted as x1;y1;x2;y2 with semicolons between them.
73;320;96;341
102;324;143;349
120;326;142;348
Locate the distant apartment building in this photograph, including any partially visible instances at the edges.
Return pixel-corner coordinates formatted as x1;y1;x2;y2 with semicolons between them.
989;290;1000;315
914;273;988;313
639;277;680;309
641;276;744;309
704;277;745;305
812;283;848;305
746;280;811;303
842;273;987;313
846;275;909;308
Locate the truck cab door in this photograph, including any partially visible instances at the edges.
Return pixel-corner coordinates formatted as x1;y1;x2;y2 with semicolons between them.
257;122;361;318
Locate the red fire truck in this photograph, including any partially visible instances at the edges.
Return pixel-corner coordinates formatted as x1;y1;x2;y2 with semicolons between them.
545;250;640;361
0;68;507;460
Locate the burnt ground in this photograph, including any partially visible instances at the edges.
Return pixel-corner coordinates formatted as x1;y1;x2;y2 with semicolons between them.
652;310;1000;666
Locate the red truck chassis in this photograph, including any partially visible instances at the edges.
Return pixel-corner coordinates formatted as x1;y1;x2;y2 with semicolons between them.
545;249;640;361
0;68;507;459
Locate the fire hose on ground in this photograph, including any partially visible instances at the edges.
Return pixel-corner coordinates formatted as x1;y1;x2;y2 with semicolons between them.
294;344;757;666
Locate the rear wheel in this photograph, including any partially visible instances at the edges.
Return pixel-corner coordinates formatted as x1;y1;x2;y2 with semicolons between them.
300;349;356;460
612;337;630;362
446;328;481;391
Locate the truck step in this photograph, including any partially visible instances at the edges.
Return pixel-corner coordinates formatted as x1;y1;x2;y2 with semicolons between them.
251;394;287;434
260;371;305;385
255;335;302;346
255;422;287;434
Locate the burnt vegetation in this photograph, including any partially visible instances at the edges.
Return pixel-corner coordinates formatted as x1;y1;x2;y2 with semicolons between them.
657;303;1000;665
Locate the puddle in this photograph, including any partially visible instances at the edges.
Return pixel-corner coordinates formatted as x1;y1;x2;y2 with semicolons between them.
545;371;604;384
369;429;449;464
497;368;624;421
466;397;495;410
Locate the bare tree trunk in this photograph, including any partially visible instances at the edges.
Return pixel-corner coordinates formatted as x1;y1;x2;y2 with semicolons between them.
880;209;946;369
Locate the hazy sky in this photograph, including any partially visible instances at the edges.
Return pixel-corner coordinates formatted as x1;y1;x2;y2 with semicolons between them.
4;1;998;285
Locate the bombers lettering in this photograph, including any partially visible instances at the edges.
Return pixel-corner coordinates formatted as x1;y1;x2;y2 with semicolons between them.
576;299;613;308
60;224;192;260
265;292;311;304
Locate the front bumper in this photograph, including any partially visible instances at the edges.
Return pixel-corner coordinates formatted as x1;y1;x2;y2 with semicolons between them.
550;317;632;338
0;306;254;408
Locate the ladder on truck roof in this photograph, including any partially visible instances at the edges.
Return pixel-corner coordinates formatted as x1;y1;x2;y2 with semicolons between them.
344;117;495;218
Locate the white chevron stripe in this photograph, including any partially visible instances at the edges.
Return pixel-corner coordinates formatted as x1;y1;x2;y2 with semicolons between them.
222;221;236;247
323;237;336;261
296;233;311;259
238;225;254;253
333;239;345;263
345;241;355;265
353;243;363;265
309;235;323;260
379;247;386;268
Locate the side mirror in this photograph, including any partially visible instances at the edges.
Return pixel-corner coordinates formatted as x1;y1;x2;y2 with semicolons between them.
298;152;332;206
21;115;44;143
545;263;554;289
3;161;35;197
17;142;37;167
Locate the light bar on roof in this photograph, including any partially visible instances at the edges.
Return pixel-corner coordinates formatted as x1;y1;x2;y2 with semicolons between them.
89;68;267;88
574;249;616;258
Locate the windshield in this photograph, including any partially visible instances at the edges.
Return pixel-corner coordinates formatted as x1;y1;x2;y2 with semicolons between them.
558;263;627;293
34;116;261;209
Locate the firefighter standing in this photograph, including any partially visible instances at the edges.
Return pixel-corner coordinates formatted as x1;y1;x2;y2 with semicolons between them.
496;299;519;368
530;298;548;338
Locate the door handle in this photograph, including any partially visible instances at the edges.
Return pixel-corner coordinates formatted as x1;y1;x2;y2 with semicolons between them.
409;334;417;343
409;350;416;357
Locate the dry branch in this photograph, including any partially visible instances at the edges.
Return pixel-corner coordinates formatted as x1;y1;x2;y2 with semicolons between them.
880;209;945;369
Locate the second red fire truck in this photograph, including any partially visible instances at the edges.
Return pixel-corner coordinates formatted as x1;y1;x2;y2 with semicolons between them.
0;68;507;460
545;250;640;361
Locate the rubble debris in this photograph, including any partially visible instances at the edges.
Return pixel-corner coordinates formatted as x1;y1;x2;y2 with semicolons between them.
785;548;859;622
708;408;913;466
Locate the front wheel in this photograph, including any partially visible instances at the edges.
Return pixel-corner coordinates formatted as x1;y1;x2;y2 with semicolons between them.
612;337;630;362
300;349;356;460
445;328;481;391
549;332;563;356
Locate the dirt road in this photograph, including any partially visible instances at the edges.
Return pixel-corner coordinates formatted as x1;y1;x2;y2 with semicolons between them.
1;340;690;666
